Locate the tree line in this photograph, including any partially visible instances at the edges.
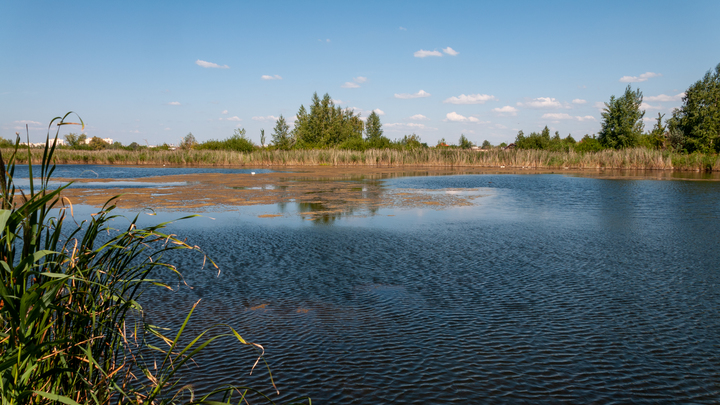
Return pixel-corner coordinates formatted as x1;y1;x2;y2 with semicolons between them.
514;63;720;154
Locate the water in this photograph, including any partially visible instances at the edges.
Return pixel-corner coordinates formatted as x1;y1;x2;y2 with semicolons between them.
53;171;720;402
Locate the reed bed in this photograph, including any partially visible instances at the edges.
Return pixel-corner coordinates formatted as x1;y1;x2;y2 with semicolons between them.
1;116;309;404
8;147;720;171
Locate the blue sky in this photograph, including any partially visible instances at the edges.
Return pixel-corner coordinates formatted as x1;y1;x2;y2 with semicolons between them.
2;1;719;146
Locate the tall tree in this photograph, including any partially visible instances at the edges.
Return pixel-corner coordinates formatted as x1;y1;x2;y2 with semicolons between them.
670;63;720;153
458;134;472;149
271;115;291;150
365;111;383;143
64;133;87;149
598;85;645;149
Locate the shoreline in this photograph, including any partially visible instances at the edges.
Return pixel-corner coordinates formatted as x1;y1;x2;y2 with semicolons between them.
6;147;720;172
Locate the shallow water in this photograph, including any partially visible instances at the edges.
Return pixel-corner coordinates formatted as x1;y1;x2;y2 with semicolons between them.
46;170;720;403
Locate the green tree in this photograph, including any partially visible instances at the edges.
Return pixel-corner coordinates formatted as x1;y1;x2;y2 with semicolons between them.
458;134;472;149
88;136;108;150
271;115;292;150
260;129;266;148
598;85;645;149
365;111;384;144
481;139;491;149
64;133;87;149
399;133;424;149
671;63;720;153
181;132;197;149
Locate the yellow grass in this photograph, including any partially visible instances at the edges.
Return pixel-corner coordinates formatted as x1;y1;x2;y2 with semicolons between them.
8;147;720;171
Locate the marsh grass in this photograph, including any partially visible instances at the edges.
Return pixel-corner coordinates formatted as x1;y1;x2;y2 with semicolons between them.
9;147;720;171
0;115;309;404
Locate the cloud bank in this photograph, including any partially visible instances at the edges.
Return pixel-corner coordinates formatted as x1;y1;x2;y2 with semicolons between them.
443;94;496;104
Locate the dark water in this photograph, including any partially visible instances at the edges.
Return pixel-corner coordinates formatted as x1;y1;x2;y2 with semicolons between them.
120;174;720;403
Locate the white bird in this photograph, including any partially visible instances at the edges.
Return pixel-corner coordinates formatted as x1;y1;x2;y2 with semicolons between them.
251;172;255;175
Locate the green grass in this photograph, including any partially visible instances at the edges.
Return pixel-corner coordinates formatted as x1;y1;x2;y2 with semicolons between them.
0;114;310;404
9;146;720;171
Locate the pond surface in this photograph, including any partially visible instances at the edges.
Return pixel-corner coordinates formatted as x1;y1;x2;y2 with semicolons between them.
42;168;720;403
104;171;720;404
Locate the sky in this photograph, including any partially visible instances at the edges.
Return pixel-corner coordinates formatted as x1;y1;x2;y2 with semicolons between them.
2;1;719;146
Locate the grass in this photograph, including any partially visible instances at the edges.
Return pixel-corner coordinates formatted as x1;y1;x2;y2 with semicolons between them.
0;114;310;404
8;146;720;171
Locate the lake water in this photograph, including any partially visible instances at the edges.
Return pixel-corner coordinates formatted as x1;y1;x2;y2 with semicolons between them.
31;167;720;403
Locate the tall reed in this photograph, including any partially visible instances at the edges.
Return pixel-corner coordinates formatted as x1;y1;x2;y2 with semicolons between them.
9;147;720;171
0;115;309;404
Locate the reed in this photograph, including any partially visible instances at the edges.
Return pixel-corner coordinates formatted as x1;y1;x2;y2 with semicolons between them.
8;147;720;171
0;115;309;404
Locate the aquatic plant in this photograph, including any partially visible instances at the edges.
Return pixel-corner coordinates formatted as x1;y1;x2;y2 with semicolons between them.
6;145;720;171
0;115;310;404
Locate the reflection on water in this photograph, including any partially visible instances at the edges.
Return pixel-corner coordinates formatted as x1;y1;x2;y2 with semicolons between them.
132;173;720;403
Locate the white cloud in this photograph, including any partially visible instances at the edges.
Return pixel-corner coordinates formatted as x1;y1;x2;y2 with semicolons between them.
594;101;606;111
640;102;662;110
261;74;282;80
13;120;42;125
492;106;518;116
164;127;171;130
494;124;507;129
384;122;437;131
326;39;330;42
342;82;360;89
518;97;562;109
442;47;459;56
167;101;181;105
394;90;431;99
542;113;574;120
331;99;343;104
414;49;442;58
443;94;497;104
399;26;407;31
572;99;587;104
373;108;385;115
195;59;229;69
221;110;228;114
645;92;685;102
354;76;367;83
226;116;242;121
445;112;480;123
409;114;429;121
541;113;596;121
130;129;140;133
619;72;661;83
252;115;279;121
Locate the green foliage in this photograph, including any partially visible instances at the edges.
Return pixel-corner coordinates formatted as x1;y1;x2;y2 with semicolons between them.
516;127;587;152
598;85;645;149
671;63;720;153
180;132;197;150
481;140;492;149
364;111;384;143
459;134;473;149
293;93;364;148
0;114;306;404
399;133;425;149
638;113;666;150
64;133;87;149
87;136;108;150
197;128;255;152
574;134;603;152
271;115;292;150
436;138;448;148
260;129;266;148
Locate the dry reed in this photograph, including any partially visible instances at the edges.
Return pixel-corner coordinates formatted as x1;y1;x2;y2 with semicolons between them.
7;147;720;171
